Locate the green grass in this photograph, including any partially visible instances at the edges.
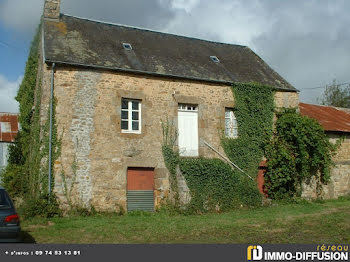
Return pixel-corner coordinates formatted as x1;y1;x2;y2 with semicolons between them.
21;197;350;243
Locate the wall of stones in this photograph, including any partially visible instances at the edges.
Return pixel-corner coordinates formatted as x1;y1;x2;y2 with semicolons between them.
302;133;350;199
48;66;299;211
274;91;299;109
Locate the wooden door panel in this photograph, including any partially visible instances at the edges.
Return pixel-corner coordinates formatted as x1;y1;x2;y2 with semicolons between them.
127;168;154;190
178;111;198;157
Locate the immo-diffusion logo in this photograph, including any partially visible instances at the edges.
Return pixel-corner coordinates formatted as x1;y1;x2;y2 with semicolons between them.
247;245;349;261
247;245;263;261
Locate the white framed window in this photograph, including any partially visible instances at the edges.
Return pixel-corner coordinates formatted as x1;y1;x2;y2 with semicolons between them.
178;104;198;112
121;99;141;133
225;108;238;138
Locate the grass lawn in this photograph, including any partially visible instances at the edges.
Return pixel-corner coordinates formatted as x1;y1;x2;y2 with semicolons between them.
20;197;350;244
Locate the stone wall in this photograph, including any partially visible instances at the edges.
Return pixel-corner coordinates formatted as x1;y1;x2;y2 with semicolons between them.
47;66;298;211
302;133;350;199
274;91;299;109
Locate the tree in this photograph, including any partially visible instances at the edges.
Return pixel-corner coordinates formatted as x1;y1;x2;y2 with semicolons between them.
320;79;350;108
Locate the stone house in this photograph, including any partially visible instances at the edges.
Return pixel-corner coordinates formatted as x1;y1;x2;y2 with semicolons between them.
0;113;19;180
300;103;350;199
40;0;299;211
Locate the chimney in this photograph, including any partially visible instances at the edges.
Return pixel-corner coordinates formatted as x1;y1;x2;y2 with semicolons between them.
44;0;61;20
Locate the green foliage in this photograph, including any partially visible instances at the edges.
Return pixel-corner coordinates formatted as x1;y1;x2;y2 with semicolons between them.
161;82;274;213
179;158;261;212
1;165;27;198
161;117;178;148
7;137;25;165
68;206;97;217
1;24;42;197
320;79;350;108
265;108;338;199
127;210;155;217
18;194;62;219
40;98;61;196
222;82;275;175
218;82;274;207
19;197;350;243
161;118;181;205
162;145;180;199
1;22;63;218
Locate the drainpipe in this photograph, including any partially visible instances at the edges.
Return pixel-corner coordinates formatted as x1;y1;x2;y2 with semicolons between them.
48;63;55;195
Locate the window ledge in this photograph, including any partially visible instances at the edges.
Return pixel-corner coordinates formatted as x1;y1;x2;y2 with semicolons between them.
121;130;142;135
226;136;238;139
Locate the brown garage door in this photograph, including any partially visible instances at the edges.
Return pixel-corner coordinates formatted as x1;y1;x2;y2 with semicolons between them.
127;167;154;212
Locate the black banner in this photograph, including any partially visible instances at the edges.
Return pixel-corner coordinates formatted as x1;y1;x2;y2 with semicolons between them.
0;244;348;262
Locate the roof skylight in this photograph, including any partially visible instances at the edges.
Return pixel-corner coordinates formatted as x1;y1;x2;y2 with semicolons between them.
210;56;220;63
122;43;132;50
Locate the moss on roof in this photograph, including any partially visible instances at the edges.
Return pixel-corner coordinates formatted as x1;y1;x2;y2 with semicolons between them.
44;14;296;91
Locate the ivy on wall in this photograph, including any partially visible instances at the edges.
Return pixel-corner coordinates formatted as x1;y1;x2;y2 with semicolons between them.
222;82;275;176
1;24;42;197
1;22;61;217
264;108;338;199
179;157;261;212
162;82;275;212
161;119;180;206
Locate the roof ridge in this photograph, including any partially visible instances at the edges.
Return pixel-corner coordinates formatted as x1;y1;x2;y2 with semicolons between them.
61;13;248;48
300;102;350;112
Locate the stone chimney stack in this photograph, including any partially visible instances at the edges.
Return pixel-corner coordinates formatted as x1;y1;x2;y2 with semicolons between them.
44;0;61;20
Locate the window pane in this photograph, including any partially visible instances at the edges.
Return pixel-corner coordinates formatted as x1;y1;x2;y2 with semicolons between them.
122;100;128;109
132;121;139;131
132;101;139;110
132;112;139;120
233;128;238;137
233;119;238;127
121;111;128;120
225;126;230;137
225;118;231;128
121;121;128;130
225;109;232;118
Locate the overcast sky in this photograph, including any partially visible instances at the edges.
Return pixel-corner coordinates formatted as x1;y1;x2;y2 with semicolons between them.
0;0;349;112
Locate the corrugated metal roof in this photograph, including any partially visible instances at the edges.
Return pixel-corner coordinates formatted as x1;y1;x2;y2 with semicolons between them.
0;113;19;143
43;14;297;91
299;103;350;133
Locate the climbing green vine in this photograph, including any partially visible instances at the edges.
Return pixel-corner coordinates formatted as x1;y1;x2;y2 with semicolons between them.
264;108;338;199
1;22;61;217
1;24;42;198
161;118;180;206
222;82;275;176
162;82;275;212
179;157;261;212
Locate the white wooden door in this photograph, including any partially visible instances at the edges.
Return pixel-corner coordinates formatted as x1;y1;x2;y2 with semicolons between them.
178;110;198;157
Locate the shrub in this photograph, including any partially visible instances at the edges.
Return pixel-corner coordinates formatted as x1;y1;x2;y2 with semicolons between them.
1;164;27;198
265;108;338;199
18;194;62;219
179;158;262;213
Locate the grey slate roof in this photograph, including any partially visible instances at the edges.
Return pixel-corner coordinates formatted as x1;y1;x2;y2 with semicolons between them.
43;14;296;91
